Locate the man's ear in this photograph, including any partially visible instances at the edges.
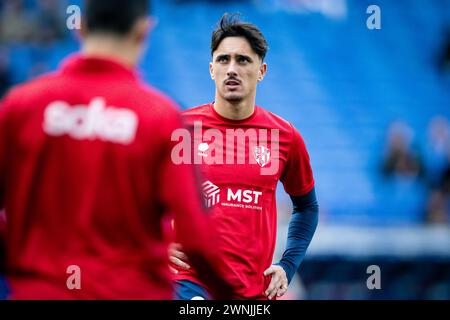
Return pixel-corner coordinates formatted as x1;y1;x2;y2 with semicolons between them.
258;62;267;82
78;19;88;40
210;62;215;80
133;17;156;44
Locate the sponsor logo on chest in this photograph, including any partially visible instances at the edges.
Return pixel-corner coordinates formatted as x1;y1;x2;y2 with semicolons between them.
202;181;263;211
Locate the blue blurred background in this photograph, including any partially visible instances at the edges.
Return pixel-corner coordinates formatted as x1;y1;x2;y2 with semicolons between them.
0;0;449;299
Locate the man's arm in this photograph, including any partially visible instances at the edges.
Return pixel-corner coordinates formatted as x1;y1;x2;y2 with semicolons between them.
278;188;319;282
157;110;234;300
0;96;6;211
0;211;5;273
0;96;8;273
265;124;317;299
264;187;318;299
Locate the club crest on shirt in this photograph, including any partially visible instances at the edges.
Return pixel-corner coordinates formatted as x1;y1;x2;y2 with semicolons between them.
253;145;271;168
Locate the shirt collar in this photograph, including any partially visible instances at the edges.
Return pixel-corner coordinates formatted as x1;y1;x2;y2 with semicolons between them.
209;102;259;124
60;54;138;81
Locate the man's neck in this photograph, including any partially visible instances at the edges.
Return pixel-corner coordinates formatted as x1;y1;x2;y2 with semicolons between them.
82;35;138;68
213;95;256;121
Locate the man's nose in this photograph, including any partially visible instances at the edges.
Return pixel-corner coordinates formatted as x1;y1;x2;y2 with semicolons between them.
226;61;238;77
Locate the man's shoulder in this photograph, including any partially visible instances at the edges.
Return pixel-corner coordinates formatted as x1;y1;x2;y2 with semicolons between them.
4;72;59;101
2;73;182;127
257;106;295;133
181;104;212;126
127;84;184;129
137;83;179;112
0;72;62;113
181;103;211;117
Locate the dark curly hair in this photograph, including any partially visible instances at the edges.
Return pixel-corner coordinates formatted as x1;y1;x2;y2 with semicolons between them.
211;13;269;61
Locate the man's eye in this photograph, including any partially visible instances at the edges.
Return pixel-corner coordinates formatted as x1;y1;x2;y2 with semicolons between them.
238;57;249;63
218;57;228;62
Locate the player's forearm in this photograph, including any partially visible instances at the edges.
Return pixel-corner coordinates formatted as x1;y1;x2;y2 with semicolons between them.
277;188;319;284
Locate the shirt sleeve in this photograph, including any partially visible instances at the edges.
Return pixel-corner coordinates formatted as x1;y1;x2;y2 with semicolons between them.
156;108;234;299
157;111;208;248
0;210;5;272
0;96;9;271
280;123;315;196
0;95;9;211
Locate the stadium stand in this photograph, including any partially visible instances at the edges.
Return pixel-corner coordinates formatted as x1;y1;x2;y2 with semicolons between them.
1;0;449;299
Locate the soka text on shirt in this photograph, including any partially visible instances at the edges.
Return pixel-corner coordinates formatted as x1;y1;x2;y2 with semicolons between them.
43;97;138;145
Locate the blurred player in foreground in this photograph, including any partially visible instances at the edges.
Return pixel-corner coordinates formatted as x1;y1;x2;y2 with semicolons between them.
0;0;233;299
170;14;319;300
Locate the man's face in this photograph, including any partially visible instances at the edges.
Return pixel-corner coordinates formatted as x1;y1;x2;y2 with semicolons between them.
210;37;266;103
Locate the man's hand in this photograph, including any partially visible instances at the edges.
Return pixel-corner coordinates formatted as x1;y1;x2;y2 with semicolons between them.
168;243;190;274
263;265;288;300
